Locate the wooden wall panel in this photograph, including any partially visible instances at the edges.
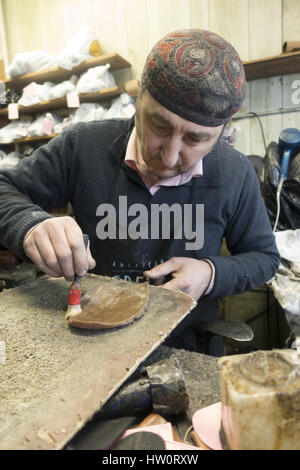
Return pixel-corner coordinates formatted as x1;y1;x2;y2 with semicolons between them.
146;0;191;50
283;0;300;42
189;0;209;29
125;0;149;79
248;0;282;59
207;0;249;60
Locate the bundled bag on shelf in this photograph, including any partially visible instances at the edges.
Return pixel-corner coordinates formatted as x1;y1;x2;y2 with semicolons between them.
7;51;57;78
0;151;20;170
27;113;61;137
73;103;106;123
18;81;55;106
43;75;78;100
104;93;136;120
53;115;74;134
56;28;101;71
0;121;31;143
270;229;300;329
76;64;116;93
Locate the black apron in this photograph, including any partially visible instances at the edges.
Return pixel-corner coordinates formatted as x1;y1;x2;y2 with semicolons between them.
94;158;223;356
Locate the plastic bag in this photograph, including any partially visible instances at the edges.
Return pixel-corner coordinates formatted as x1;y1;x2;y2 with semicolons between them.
76;64;116;93
0;121;31;143
104;93;136;120
270;230;300;328
0;151;20;169
53;115;74;134
73;103;106;123
27;113;61;137
7;51;57;78
43;75;77;100
260;141;300;230
18;81;55;106
56;28;101;71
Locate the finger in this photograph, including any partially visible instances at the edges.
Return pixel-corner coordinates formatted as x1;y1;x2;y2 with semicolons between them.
143;258;179;279
46;227;75;281
64;228;90;278
25;228;64;277
87;245;96;270
25;238;62;278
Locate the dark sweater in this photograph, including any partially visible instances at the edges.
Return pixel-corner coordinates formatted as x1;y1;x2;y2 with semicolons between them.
0;117;280;342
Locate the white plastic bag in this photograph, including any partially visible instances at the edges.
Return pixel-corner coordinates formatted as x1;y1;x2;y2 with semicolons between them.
73;103;106;123
104;93;136;119
18;81;55;106
27;113;61;137
76;64;116;93
0;121;31;143
0;151;20;169
53;115;74;134
7;51;57;78
56;28;101;71
43;75;77;100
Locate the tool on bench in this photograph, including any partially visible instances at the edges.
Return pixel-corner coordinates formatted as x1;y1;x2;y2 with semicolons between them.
199;319;254;342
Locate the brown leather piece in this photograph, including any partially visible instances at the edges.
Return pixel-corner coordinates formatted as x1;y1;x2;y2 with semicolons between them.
67;280;149;329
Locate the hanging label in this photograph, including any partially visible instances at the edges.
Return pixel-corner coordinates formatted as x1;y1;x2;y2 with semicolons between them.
66;91;80;108
8;103;19;120
23;82;40;100
42;117;54;135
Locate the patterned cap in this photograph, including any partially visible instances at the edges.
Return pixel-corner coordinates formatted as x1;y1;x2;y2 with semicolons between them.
141;29;246;127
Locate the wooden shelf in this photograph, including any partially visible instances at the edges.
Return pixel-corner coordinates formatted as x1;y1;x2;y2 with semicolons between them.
243;51;300;81
4;53;131;89
0;86;123;117
0;134;57;145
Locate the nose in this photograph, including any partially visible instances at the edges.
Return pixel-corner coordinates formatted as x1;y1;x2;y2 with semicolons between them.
160;137;182;169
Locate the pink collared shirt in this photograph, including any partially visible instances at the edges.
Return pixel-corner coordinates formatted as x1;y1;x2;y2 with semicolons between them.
124;127;215;295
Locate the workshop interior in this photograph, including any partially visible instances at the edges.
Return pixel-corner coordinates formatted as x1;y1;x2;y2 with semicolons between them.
0;0;300;452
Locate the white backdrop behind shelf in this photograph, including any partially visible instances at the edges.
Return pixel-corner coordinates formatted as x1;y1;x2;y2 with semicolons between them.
1;0;300;156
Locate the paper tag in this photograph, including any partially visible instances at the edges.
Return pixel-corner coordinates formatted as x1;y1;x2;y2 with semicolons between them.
42;117;54;135
66;91;80;108
8;103;19;120
23;82;40;100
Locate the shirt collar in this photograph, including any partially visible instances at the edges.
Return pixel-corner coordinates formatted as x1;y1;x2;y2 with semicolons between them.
124;127;203;194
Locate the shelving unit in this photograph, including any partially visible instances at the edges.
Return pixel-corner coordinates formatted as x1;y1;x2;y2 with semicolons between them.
3;53;131;89
0;53;131;148
243;51;300;81
0;86;122;117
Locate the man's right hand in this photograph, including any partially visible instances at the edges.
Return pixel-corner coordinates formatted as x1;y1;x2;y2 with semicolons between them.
23;217;96;281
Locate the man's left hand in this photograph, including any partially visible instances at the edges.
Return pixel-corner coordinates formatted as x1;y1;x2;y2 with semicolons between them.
143;257;213;301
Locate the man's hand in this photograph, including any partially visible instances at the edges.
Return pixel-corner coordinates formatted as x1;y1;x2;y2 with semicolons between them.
23;217;96;281
143;257;213;301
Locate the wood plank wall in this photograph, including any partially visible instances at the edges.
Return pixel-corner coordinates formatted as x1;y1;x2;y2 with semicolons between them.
1;0;300;156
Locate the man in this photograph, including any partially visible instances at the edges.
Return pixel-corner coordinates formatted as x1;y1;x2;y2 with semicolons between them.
0;30;280;355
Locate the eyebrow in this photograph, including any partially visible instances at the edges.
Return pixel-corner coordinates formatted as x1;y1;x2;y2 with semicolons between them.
151;111;212;139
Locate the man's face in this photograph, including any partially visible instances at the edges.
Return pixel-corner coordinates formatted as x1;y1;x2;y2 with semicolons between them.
135;90;224;179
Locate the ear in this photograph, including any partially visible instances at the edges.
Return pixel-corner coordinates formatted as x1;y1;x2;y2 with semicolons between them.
137;75;141;87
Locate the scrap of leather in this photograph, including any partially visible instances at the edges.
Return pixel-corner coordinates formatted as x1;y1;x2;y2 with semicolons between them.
67;279;149;329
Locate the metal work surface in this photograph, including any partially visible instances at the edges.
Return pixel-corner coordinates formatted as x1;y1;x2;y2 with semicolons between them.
0;274;196;450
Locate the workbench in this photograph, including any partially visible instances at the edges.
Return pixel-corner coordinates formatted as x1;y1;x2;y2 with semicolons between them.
0;274;219;450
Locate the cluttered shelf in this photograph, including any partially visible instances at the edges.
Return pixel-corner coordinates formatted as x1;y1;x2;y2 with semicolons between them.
0;86;122;117
3;53;131;89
